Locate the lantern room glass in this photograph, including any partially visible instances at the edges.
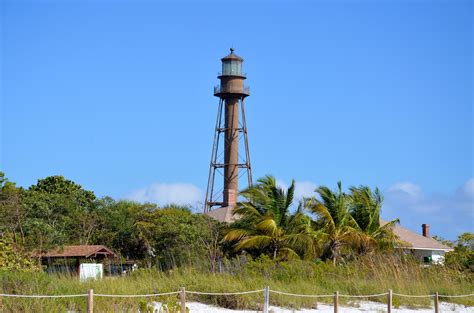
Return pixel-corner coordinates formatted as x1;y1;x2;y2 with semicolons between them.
222;60;242;76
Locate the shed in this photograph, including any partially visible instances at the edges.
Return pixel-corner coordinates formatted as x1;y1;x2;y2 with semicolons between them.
36;245;116;275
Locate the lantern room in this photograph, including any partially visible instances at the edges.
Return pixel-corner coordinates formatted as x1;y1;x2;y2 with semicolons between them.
220;48;245;77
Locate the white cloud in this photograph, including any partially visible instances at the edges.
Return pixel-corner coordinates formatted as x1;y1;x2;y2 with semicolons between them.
125;182;203;208
383;178;474;240
387;182;422;198
460;178;474;197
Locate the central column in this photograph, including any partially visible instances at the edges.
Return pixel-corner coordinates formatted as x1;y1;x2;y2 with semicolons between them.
223;97;239;207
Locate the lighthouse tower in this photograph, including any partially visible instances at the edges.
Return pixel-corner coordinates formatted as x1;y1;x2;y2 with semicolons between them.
204;49;252;221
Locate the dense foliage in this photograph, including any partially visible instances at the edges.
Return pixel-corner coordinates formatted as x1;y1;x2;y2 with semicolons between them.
224;178;401;263
224;176;314;259
444;233;474;271
0;172;223;270
0;172;472;273
0;234;40;272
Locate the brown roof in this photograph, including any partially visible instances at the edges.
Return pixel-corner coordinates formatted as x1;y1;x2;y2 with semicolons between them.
39;245;116;258
205;206;238;223
221;48;243;62
380;220;453;251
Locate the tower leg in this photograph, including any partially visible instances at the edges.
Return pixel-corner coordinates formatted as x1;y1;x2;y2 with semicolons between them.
204;99;224;213
241;98;253;187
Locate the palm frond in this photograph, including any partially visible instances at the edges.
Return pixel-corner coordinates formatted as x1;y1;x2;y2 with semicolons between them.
278;247;300;260
223;228;251;242
256;218;280;237
235;235;272;251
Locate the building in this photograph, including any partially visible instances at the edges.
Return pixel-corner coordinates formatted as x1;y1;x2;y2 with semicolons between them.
381;221;453;263
204;49;252;220
36;245;116;275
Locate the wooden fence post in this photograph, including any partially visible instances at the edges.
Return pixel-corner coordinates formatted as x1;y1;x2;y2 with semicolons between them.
180;287;186;313
263;286;269;313
334;291;339;313
434;292;439;313
388;290;392;313
87;289;94;313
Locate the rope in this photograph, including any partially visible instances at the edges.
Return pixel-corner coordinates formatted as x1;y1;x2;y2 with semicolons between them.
270;290;333;298
1;290;473;299
438;293;474;298
186;289;264;296
392;293;433;298
339;293;388;298
95;291;180;298
0;294;87;298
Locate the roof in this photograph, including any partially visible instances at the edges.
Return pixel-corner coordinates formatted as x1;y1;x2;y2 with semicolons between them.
380;220;453;251
205;206;238;223
39;245;116;258
221;48;243;62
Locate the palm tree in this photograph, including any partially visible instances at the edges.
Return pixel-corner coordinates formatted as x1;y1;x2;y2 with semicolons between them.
349;186;400;254
305;182;361;264
223;175;315;260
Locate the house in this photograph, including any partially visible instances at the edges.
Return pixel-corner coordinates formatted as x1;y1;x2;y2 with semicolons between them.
381;221;453;263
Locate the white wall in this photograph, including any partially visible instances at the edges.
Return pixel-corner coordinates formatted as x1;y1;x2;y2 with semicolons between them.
411;249;446;264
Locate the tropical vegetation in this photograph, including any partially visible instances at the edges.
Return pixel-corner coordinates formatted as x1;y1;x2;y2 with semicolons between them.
0;172;473;311
223;177;401;264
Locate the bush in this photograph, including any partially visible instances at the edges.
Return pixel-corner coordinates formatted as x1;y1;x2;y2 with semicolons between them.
0;234;40;272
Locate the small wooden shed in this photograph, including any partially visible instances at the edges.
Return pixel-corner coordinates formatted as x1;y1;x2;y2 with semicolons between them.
38;245;116;275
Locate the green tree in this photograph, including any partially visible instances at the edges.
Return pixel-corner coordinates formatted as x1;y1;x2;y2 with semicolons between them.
349;186;400;254
444;232;474;271
0;173;26;245
0;233;40;272
31;175;98;244
140;206;223;269
432;235;454;248
305;182;361;264
20;175;99;252
223;175;314;260
94;199;158;260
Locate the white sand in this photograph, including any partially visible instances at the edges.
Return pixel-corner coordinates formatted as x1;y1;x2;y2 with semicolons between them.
152;301;474;312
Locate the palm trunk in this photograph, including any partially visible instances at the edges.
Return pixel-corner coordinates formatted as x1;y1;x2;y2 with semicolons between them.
331;240;340;265
273;241;279;259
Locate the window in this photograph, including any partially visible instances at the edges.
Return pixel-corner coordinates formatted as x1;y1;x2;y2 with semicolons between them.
222;60;242;75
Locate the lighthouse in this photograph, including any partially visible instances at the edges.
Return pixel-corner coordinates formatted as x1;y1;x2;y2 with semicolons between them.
204;49;252;221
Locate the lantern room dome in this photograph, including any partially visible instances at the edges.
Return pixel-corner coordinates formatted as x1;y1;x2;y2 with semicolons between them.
221;48;243;62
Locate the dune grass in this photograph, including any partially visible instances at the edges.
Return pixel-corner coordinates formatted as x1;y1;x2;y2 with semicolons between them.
0;255;473;312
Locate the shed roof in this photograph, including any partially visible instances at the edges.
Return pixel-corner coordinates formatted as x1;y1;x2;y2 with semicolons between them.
39;245;116;258
380;220;452;251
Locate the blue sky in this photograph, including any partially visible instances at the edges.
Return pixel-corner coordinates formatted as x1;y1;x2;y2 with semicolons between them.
1;0;472;240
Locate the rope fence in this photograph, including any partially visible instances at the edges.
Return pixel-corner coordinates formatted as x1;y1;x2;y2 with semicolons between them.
0;293;88;298
439;293;474;298
270;289;334;298
186;289;263;296
94;291;180;298
1;288;473;313
339;292;389;298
